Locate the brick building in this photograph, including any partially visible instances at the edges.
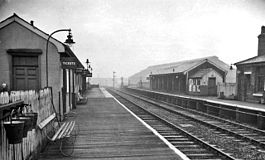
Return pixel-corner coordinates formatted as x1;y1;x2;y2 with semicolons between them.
0;14;88;118
235;26;265;103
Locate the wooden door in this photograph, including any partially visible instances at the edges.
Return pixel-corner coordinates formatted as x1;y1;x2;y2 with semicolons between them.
208;77;217;96
244;74;251;101
12;56;39;90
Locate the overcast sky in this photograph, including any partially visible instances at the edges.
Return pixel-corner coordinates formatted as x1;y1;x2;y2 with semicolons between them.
1;0;265;78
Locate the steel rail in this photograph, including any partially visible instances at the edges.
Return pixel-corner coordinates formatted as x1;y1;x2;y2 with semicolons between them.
109;89;236;160
119;89;265;149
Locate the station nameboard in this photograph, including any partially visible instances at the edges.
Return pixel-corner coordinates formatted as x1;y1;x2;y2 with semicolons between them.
61;57;77;69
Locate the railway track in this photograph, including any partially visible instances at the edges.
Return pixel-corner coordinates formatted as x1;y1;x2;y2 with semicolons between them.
120;89;265;149
108;88;236;160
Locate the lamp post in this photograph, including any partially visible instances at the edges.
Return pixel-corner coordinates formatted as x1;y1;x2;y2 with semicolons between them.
45;29;75;87
85;59;90;70
86;59;93;73
85;59;93;89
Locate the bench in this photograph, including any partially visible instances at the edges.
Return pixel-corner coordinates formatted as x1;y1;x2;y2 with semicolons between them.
51;121;75;141
38;114;76;156
76;92;88;105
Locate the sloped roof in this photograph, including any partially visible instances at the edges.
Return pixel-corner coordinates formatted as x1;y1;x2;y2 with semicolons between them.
63;44;84;68
129;56;229;80
0;13;66;52
235;55;265;65
0;13;84;69
190;68;213;78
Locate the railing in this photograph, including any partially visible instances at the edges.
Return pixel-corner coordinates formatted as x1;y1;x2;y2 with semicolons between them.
0;87;54;160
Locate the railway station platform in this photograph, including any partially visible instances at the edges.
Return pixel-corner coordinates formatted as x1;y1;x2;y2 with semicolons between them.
129;87;265;112
38;87;185;160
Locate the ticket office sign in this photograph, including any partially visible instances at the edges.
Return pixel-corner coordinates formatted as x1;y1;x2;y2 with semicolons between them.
61;57;77;69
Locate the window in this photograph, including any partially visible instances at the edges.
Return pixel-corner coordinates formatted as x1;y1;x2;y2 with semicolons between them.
256;66;265;92
257;76;265;92
197;79;201;85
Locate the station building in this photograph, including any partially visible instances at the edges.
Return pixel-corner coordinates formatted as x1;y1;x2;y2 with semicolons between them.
0;14;90;118
129;56;236;96
235;26;265;104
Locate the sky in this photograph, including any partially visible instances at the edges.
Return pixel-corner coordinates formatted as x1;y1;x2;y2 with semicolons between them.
0;0;265;78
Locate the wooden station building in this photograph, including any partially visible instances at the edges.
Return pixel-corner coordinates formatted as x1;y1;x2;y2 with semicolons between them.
0;14;91;118
235;26;265;104
129;56;235;96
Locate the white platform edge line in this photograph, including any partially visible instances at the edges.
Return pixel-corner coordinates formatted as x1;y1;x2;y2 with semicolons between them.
100;87;114;98
112;96;190;160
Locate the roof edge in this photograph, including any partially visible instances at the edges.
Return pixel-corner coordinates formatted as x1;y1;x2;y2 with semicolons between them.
0;13;65;52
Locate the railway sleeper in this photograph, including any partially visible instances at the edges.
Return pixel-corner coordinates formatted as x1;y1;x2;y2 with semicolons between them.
180;148;207;153
158;131;178;134
166;137;190;141
185;153;217;159
171;141;195;145
240;133;259;136
163;135;184;138
159;132;180;136
253;138;265;142
174;144;200;148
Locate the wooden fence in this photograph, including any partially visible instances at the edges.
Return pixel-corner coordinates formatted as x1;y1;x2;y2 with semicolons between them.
217;83;237;99
0;87;54;160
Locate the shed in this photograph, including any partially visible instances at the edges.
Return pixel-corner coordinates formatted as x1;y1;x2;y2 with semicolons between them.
129;56;235;96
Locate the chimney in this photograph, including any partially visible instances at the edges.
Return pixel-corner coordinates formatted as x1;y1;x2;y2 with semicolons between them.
30;20;34;26
258;26;265;56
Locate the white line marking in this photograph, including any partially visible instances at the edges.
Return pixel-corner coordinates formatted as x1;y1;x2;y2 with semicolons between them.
100;87;114;98
112;95;190;160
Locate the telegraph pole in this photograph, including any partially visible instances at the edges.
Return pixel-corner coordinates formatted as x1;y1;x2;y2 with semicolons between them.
121;77;124;88
113;71;116;88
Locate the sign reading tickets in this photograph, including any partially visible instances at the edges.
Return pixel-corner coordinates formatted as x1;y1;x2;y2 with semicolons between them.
61;57;77;69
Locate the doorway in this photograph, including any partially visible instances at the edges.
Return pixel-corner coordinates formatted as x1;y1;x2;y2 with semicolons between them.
208;77;217;96
12;56;39;90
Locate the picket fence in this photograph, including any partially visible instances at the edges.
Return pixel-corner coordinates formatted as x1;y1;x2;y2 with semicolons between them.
0;87;54;160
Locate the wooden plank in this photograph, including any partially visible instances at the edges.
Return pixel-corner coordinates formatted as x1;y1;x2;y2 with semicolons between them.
66;121;75;137
0;100;23;112
59;121;74;139
61;121;74;138
52;122;67;141
51;123;66;141
57;122;72;139
38;113;56;129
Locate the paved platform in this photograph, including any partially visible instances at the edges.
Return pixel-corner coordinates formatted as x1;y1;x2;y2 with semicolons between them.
39;88;184;160
85;87;106;98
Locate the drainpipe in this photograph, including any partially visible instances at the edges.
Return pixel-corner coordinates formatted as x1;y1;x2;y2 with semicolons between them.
186;72;189;94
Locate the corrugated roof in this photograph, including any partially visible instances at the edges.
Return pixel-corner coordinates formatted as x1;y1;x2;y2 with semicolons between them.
235;55;265;65
129;56;229;81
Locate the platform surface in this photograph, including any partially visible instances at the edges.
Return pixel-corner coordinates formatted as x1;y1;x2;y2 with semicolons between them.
39;88;183;160
130;87;265;112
